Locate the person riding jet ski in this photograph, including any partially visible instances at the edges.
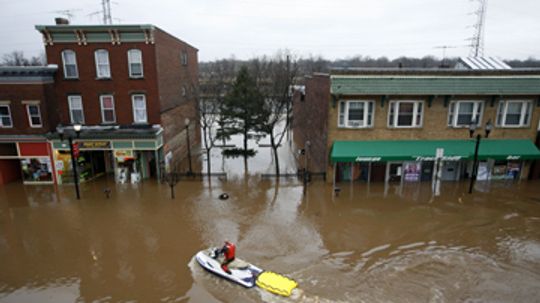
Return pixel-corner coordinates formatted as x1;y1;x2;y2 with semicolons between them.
213;241;236;274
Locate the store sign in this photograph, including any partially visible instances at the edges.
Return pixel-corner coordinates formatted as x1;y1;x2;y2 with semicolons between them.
114;149;134;161
506;155;520;160
72;143;80;158
415;156;462;161
355;157;381;162
79;141;111;149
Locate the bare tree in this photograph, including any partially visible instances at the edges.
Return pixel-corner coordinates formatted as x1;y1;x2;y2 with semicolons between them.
198;59;237;176
251;51;298;176
1;50;44;66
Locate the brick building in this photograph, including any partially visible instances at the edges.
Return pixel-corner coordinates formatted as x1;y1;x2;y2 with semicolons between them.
0;66;58;185
293;69;540;185
33;22;198;184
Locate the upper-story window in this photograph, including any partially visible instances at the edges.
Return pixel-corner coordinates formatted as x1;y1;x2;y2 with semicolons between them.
496;100;532;127
448;100;484;127
132;94;147;123
128;49;143;78
61;50;78;79
338;100;374;128
388;100;423;128
26;104;42;128
100;95;116;124
94;49;111;78
0;104;13;128
181;51;188;66
68;95;85;124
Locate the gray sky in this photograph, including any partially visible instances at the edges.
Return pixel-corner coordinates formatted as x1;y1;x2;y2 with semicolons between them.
1;0;539;62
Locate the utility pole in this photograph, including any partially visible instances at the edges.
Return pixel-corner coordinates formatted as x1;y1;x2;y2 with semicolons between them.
102;0;112;24
469;0;488;57
434;45;457;67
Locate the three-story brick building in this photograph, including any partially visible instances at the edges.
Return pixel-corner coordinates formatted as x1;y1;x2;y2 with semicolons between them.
34;21;198;184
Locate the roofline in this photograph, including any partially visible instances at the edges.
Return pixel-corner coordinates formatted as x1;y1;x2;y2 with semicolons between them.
35;24;155;31
330;68;540;76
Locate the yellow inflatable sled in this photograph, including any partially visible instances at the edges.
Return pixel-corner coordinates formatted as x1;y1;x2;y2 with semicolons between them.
256;271;298;297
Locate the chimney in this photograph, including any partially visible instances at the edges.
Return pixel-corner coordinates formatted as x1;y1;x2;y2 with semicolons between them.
55;18;69;25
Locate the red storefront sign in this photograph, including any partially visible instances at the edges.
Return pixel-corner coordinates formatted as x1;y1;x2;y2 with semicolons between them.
18;142;49;156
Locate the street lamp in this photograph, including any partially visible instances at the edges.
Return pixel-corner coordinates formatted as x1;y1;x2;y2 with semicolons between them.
468;119;493;194
57;124;82;200
185;118;193;176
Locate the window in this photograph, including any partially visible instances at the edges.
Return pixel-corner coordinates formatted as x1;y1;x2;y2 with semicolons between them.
338;100;374;128
496;100;532;127
0;105;13;128
94;49;111;78
181;51;188;66
128;49;143;78
388;100;423;128
68;95;84;124
61;50;78;79
26;104;42;127
448;101;483;127
100;95;116;124
132;94;147;123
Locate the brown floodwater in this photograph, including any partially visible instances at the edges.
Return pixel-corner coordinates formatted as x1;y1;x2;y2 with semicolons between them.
1;132;540;302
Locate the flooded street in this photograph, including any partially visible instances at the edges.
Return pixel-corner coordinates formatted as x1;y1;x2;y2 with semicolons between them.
1;134;540;302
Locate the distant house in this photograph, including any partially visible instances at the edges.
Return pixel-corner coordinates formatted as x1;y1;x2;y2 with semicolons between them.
293;68;540;185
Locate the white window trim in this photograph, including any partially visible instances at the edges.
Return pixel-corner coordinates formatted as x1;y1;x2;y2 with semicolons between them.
61;50;78;79
26;103;42;128
496;100;532;128
337;100;375;128
181;51;188;66
100;95;116;124
132;94;148;123
387;100;424;128
94;49;111;79
448;100;484;128
128;49;144;78
68;95;85;124
0;104;13;128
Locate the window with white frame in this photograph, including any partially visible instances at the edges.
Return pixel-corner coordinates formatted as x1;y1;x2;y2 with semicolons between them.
496;100;532;127
26;104;42;127
61;50;78;79
68;95;84;124
132;94;147;123
128;49;143;78
448;100;484;127
94;49;111;78
100;95;116;123
181;51;188;66
0;104;13;128
388;100;423;127
338;100;374;128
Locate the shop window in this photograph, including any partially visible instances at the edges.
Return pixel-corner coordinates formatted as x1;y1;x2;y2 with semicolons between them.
26;104;42;128
496;100;532;127
100;95;116;124
388;100;423;128
128;49;143;78
448;101;483;127
338;100;374;128
0;104;13;128
492;160;521;180
61;49;78;79
94;49;111;78
68;95;85;124
132;94;147;123
21;158;52;182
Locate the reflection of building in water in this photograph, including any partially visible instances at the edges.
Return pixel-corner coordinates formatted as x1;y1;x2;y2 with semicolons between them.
293;69;540;187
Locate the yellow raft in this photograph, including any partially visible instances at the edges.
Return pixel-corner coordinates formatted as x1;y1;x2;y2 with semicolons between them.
256;271;298;297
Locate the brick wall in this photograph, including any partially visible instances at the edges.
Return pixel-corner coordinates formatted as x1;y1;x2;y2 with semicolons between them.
292;74;330;173
0;83;54;134
45;42;161;125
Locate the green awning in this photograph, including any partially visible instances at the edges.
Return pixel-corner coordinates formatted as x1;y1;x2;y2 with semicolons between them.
330;139;540;163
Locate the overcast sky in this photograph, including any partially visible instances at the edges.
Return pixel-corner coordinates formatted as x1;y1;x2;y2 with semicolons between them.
1;0;539;62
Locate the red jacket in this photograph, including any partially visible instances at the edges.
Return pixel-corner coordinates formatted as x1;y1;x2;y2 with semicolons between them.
223;242;236;260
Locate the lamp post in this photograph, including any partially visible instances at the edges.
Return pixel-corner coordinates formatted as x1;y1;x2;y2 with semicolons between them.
303;140;311;188
468;119;493;194
184;118;193;176
57;124;82;200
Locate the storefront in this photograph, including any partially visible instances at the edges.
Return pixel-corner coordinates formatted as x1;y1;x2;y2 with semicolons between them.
49;127;163;184
330;139;540;185
0;138;55;185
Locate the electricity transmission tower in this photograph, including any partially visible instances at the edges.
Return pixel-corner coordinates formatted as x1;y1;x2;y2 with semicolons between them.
469;0;487;57
101;0;113;25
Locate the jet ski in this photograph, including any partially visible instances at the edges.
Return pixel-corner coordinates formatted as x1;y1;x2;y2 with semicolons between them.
195;247;263;288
